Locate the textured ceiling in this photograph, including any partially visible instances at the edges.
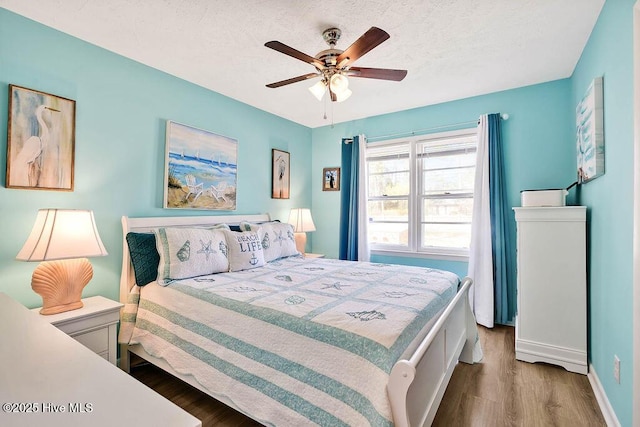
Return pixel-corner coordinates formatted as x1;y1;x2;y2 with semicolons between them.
0;0;605;128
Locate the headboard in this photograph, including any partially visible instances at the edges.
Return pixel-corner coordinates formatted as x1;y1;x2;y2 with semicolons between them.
120;213;271;304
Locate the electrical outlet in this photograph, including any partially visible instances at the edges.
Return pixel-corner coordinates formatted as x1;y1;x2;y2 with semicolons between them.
614;355;620;384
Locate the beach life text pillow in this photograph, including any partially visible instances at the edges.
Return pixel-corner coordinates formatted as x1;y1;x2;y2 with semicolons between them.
223;229;266;271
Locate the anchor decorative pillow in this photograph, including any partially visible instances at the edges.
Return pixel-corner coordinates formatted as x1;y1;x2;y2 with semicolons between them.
155;227;229;285
223;229;266;271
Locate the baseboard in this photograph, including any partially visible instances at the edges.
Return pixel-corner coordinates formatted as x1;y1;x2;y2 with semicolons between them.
587;363;621;427
515;338;587;374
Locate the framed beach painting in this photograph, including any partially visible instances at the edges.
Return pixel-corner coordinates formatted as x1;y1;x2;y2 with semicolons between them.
271;149;290;199
576;76;604;183
6;85;75;191
322;167;340;191
163;121;237;210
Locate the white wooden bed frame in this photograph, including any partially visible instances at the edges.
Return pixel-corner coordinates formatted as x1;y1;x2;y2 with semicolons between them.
119;214;478;427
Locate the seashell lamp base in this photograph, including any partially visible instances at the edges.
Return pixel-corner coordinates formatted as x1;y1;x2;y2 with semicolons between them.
31;258;94;315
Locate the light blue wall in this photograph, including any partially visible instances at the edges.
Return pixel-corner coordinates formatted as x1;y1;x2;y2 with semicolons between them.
0;9;312;308
571;1;635;425
311;79;575;276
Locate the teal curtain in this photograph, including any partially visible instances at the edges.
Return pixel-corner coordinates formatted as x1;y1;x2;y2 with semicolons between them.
339;136;361;260
488;113;516;323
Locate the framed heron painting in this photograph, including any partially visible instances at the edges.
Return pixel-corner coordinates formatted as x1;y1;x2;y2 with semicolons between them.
6;85;76;191
271;149;290;199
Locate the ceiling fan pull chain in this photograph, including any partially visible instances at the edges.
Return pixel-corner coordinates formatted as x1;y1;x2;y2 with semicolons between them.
323;95;327;120
331;100;335;128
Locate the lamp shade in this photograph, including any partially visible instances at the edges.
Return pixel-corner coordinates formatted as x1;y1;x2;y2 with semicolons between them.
288;208;316;233
17;209;108;261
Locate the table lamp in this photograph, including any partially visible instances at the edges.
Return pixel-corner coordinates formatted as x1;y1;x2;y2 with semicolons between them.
16;209;108;315
288;208;316;256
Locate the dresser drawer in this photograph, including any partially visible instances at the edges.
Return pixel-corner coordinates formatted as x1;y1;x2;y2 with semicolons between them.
72;327;109;354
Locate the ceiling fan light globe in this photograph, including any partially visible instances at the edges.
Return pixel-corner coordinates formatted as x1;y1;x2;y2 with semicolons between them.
335;88;352;102
329;73;349;92
309;81;326;101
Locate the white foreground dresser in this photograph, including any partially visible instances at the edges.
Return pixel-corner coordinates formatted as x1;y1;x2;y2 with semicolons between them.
513;206;587;374
0;293;201;427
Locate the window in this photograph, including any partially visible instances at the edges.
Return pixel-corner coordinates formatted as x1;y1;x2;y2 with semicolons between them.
366;128;477;260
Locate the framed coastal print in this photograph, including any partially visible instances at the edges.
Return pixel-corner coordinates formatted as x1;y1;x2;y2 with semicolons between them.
576;76;604;183
6;85;76;191
272;149;290;199
163;121;238;210
323;167;340;191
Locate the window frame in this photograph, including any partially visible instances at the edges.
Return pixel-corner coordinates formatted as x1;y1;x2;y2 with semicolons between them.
367;128;477;261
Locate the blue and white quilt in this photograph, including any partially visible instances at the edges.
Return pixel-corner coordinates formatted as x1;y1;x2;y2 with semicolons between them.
123;256;461;426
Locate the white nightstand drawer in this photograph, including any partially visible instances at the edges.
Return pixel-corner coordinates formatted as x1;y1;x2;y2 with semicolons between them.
72;327;109;354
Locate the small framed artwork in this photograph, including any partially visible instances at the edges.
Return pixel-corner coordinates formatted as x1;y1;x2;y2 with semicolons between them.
6;85;76;191
163;121;238;210
272;149;290;199
576;76;605;183
323;167;340;191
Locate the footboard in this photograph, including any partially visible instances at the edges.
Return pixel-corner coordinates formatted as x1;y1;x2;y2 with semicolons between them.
387;277;476;427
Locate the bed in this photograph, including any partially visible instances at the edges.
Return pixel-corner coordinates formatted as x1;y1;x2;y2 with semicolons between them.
118;214;482;426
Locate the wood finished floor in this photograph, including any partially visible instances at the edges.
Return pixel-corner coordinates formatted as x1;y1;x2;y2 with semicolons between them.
432;325;605;427
129;325;606;426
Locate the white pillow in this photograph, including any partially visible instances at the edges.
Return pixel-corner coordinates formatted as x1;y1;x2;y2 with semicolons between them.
155;227;229;285
240;221;299;262
223;229;266;271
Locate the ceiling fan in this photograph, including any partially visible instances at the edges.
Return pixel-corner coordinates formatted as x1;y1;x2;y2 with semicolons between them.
265;27;407;102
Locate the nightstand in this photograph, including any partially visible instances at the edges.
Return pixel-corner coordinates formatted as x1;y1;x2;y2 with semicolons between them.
304;253;325;259
32;296;123;365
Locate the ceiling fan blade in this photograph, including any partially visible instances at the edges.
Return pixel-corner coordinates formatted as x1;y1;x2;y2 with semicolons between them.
266;73;320;88
265;41;325;69
347;67;407;81
336;27;390;66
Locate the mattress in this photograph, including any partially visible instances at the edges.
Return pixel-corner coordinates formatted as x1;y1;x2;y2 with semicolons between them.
121;256;460;426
